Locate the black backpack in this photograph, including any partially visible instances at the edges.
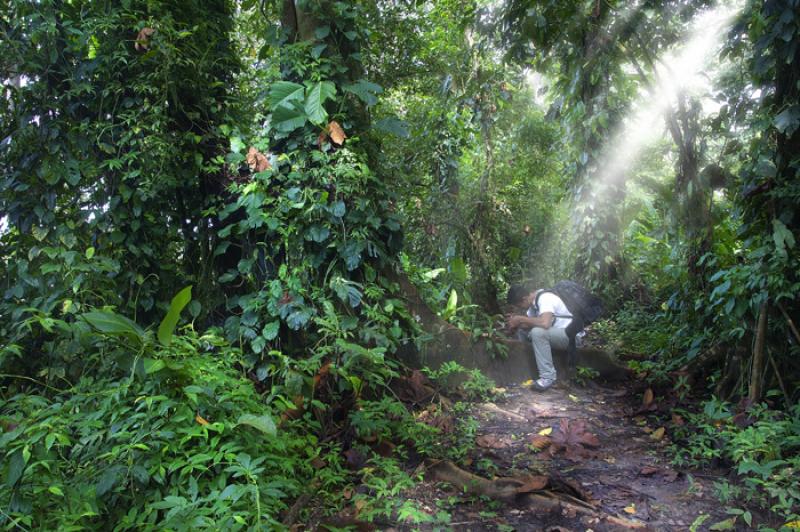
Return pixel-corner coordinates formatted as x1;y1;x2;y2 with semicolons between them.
534;280;604;372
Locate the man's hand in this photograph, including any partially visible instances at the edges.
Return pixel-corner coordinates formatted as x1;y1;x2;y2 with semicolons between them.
506;315;526;331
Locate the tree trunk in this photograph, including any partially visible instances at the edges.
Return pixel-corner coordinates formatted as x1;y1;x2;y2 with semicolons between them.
748;302;768;404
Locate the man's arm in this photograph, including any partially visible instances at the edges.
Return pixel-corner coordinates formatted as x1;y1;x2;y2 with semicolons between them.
507;312;554;330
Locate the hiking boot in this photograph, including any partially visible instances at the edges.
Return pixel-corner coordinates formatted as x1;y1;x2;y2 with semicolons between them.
531;378;555;391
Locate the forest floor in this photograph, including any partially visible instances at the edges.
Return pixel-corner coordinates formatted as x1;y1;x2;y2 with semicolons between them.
386;380;736;532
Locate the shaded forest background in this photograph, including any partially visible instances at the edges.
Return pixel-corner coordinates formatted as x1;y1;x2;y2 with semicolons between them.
1;0;798;529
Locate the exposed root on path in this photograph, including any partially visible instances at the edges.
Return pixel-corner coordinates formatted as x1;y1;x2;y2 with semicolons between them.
426;460;647;529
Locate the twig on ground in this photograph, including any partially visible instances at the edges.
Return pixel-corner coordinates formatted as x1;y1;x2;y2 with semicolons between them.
480;402;528;422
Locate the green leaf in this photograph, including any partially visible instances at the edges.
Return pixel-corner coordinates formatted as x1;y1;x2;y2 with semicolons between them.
304;81;336;125
158;286;192;346
237;414;277;436
442;289;458;320
373;117;409;138
82;311;146;343
268;81;305;109
449;258;467;284
5;449;26;487
709;517;737;530
48;486;64;496
343;80;382;106
772;219;795;258
85;246;95;259
262;321;280;341
272;104;308;133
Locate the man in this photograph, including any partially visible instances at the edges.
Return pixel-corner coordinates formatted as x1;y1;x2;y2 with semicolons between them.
506;285;572;391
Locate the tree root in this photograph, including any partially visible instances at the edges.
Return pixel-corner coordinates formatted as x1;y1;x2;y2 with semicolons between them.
426;460;647;529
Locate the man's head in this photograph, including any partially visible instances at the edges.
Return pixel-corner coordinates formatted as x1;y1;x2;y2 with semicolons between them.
507;284;540;310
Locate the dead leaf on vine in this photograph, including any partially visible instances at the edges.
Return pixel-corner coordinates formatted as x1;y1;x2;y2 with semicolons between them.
135;27;155;51
195;414;210;426
328;120;346;145
246;147;270;172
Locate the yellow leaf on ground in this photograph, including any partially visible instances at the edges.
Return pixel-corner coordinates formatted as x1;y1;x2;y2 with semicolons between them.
522;379;534;386
538;427;553;436
624;504;636;514
651;427;666;440
569;394;579;402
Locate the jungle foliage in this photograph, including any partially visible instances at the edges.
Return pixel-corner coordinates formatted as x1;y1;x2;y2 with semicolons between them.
1;0;799;528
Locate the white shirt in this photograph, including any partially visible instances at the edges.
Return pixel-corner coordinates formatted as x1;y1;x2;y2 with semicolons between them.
528;292;572;329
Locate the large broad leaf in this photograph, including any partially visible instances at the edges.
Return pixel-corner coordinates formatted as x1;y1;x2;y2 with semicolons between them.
442;289;458;320
268;81;305;109
304;81;336;125
372;117;409;138
272;104;307;133
237;413;276;436
82;311;146;344
343;80;382;106
158;285;192;346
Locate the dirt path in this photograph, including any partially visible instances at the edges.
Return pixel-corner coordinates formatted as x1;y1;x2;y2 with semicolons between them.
395;381;732;531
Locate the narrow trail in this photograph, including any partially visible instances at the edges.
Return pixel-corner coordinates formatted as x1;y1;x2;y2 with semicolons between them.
395;381;732;531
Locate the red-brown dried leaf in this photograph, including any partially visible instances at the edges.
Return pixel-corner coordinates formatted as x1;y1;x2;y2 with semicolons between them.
246;147;271;172
551;418;600;448
525;434;552;450
642;388;654;408
328;120;346;145
135;27;155;51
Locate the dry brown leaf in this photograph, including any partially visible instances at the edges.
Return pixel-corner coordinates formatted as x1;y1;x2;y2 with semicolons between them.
672;413;685;426
328;120;346;145
195;414;209;426
526;434;552;450
342;487;353;500
476;434;511;449
624;503;636;514
639;466;659;476
246;147;270;172
311;457;326;469
135;27;155;51
642;388;654;408
650;427;666;440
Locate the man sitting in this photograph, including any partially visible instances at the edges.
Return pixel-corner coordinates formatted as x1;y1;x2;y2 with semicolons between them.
506;285;572;391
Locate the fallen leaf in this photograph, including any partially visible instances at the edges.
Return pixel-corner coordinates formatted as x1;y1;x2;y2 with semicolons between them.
525;434;551;450
650;427;665;440
476;434;510;449
551;419;600;448
246;147;271;172
195;414;209;426
604;456;616;464
642;388;654;408
492;387;507;394
709;517;737;530
671;413;685;426
135;27;155;51
328;120;346;145
343;487;353;500
784;520;800;529
538;427;553;436
311;457;326;469
639;466;659;476
568;394;579;402
624;503;636;514
522;379;534;386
